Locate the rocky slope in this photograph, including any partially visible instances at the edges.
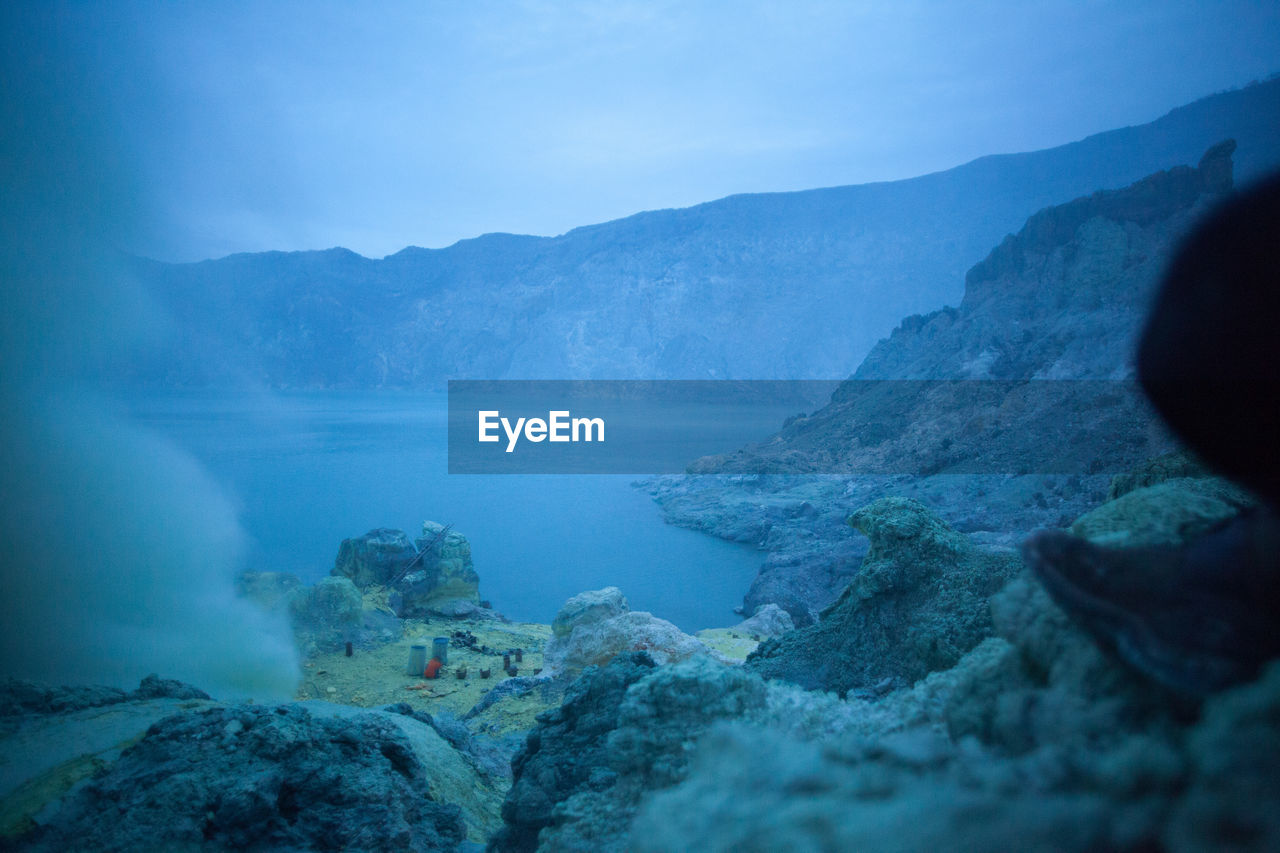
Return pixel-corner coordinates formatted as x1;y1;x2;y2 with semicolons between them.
7;468;1277;850
486;468;1280;852
121;80;1280;388
650;140;1243;625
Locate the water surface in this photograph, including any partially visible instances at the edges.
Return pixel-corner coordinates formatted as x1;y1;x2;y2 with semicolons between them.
126;391;760;631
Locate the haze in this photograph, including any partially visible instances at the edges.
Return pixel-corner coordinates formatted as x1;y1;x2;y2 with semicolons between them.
50;0;1280;262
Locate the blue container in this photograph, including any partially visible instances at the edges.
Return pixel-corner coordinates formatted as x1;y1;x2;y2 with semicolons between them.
407;644;428;676
432;636;449;665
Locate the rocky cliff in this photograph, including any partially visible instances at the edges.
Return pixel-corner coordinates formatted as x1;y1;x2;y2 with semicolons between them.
652;139;1249;625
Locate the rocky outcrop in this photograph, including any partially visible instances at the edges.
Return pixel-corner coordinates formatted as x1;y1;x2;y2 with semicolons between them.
287;575;364;651
550;586;629;637
1105;449;1211;500
541;588;711;676
330;523;482;619
234;572;400;658
733;603;794;637
390;522;481;618
16;702;487;852
332;528;417;589
746;498;1021;694
1069;476;1256;547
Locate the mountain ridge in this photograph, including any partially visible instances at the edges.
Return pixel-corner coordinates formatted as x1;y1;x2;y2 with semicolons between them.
122;79;1280;389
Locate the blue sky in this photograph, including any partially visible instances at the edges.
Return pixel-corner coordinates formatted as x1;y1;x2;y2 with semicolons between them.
62;0;1280;261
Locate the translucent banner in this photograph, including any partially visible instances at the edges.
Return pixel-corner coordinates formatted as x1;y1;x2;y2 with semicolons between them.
447;379;1158;475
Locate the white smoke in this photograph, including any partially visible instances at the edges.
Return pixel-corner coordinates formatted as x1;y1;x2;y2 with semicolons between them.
0;5;299;699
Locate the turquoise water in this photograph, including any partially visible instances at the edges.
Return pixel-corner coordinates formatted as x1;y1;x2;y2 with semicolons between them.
125;391;760;631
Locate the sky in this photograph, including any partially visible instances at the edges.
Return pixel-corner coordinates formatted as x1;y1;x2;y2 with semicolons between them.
50;0;1280;261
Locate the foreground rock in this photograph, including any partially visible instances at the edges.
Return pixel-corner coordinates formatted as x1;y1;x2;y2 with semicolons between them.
481;463;1280;851
7;696;499;851
491;655;770;853
746;497;1020;695
629;568;1280;852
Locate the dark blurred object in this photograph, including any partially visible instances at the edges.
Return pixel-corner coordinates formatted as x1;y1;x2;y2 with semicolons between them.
1025;509;1280;696
1138;170;1280;507
1027;170;1280;697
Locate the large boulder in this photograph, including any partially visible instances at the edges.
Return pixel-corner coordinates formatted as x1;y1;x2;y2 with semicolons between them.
746;497;1021;694
542;588;709;676
389;522;481;618
733;603;795;638
491;655;769;853
550;586;629;637
20;703;474;852
332;528;417;589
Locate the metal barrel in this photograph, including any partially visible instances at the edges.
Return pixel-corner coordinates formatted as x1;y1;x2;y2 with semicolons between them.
432;636;449;665
407;644;428;676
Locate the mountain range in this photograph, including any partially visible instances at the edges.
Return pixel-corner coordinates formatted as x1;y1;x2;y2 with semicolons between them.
123;79;1280;388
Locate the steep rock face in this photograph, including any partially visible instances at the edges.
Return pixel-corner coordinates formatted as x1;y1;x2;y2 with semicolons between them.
962;139;1237;290
745;498;1020;694
704;140;1237;475
122;82;1280;388
657;140;1243;621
